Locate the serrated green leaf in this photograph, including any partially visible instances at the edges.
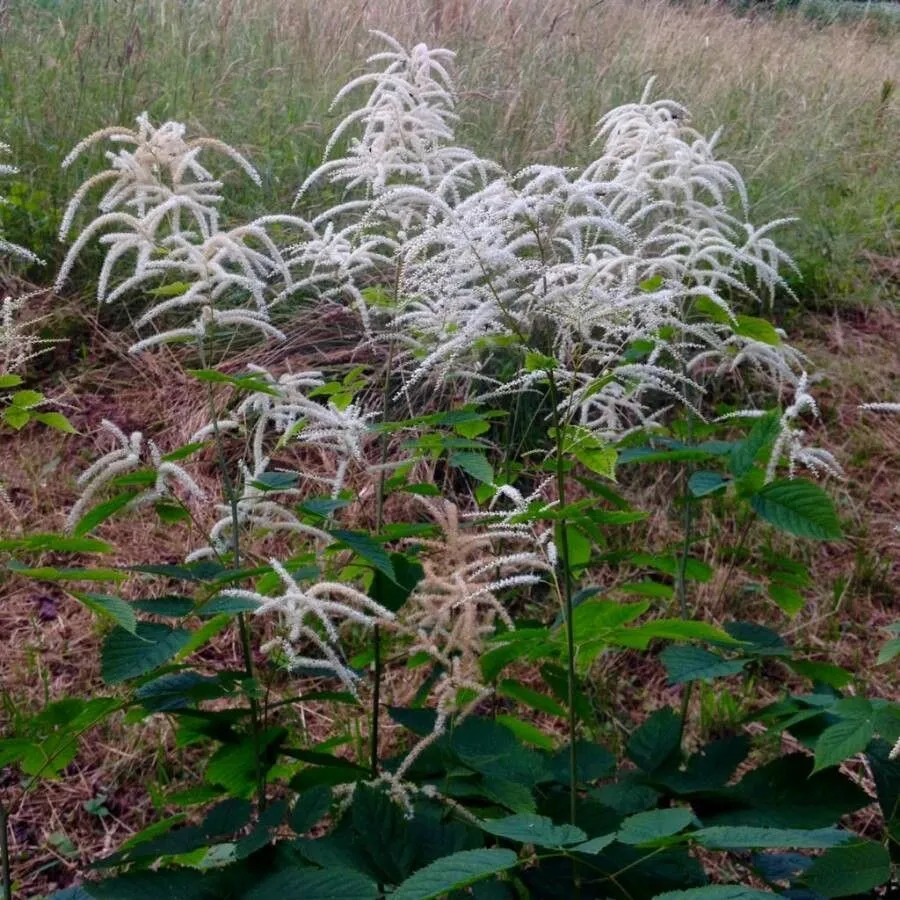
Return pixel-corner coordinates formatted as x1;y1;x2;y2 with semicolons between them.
32;411;78;433
290;785;333;835
627;708;682;772
813;717;875;772
73;492;138;536
768;582;805;617
729;412;781;478
617;808;695;845
688;471;728;497
11;389;43;408
3;405;30;429
661;646;747;684
497;679;566;718
734;315;782;345
0;374;23;388
494;714;554;749
245;868;378;900
449;451;494;485
8;561;125;582
0;533;111;553
480;813;586;848
70;591;137;633
802;840;891;897
329;529;395;579
393;848;518;900
789;659;853;689
101;623;192;684
751;479;842;540
694;826;853;850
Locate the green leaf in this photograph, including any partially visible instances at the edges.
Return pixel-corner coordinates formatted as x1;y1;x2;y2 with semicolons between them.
751;479;842;540
205;729;285;798
252;470;299;492
70;592;137;633
627;708;682;773
571;834;617;854
32;411;77;433
7;561;125;582
729;412;781;478
617;808;695;845
393;848;519;900
329;529;395;579
73;492;138;536
101;623;192;684
813;717;875;772
695;826;852;850
688;471;728;498
194;595;260;617
3;405;30;429
11;389;43;408
574;443;617;481
0;533;111;553
449;452;494;485
768;582;805;617
371;553;424;613
613;620;739;651
877;636;900;665
0;374;23;388
290;785;333;835
661;646;747;685
802;840;891;897
655;889;776;899
480;813;586;848
734;315;782;346
494;714;554;750
789;659;853;689
497;680;566;718
245;868;379;900
187;368;279;396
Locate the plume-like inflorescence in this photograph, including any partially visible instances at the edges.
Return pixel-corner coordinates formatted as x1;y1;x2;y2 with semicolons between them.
216;558;395;695
59;114;260;242
66;419;206;533
1;141;43;265
57;116;308;353
297;31;488;204
385;496;551;785
722;373;843;482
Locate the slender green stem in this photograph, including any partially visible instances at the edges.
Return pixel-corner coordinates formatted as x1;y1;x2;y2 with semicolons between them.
370;268;400;778
1;803;11;900
199;340;266;808
547;370;578;826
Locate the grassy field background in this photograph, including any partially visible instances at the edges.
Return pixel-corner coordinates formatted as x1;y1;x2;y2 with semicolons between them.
1;0;898;307
0;1;899;896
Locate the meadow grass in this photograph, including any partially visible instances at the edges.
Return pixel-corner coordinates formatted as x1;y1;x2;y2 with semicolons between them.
0;0;897;306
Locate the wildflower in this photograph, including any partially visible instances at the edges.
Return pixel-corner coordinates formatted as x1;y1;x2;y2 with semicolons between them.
66;420;205;532
216;558;394;695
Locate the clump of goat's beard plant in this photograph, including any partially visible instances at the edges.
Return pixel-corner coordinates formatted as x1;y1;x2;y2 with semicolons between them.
59;32;847;819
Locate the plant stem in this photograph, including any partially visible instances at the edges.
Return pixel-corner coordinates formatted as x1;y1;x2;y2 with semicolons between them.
370;268;400;778
547;370;578;826
199;340;266;808
0;803;11;900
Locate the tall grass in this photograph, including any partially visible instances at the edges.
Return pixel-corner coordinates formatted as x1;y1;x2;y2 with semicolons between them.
0;0;897;305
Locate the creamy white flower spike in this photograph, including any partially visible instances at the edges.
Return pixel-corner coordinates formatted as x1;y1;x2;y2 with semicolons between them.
66;419;206;532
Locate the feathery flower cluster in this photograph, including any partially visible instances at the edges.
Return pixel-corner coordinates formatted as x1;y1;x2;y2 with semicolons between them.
721;373;843;482
297;31;487;202
216;558;394;695
391;497;551;770
56;115;307;352
66;419;205;533
1;141;43;265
